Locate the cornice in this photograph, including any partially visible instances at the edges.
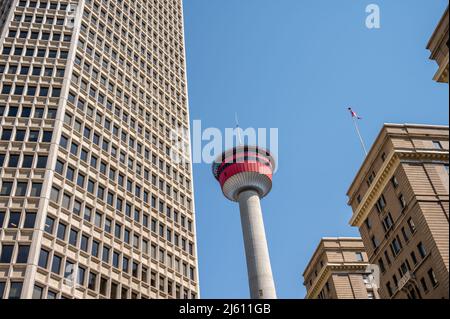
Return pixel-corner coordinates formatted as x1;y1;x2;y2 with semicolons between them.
349;149;449;227
306;263;368;299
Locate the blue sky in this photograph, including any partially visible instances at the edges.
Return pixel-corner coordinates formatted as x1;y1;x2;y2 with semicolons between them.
183;0;449;298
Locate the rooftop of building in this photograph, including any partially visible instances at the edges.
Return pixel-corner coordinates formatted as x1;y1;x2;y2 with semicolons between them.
346;123;449;203
302;237;364;278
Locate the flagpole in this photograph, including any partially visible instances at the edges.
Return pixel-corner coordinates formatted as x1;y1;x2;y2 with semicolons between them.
352;115;368;156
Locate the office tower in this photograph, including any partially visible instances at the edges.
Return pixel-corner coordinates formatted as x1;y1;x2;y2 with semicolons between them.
212;145;277;299
0;0;199;299
347;124;449;299
303;237;379;299
427;5;449;83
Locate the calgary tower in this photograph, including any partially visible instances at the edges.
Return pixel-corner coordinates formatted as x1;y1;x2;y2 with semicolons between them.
212;145;277;299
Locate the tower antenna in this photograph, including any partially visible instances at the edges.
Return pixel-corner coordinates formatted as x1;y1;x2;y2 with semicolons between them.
235;112;243;146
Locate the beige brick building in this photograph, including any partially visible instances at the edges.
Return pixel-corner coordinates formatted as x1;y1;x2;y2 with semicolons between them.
427;6;449;83
0;0;199;299
347;124;449;299
303;237;379;299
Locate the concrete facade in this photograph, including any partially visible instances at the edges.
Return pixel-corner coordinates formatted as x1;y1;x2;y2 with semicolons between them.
238;189;276;299
0;0;199;299
303;237;379;299
347;124;449;299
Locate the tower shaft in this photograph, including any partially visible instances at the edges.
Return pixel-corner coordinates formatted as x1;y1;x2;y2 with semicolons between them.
238;190;277;299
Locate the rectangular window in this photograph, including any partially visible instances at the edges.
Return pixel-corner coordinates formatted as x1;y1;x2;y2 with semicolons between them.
16;245;30;263
0;245;14;263
38;249;49;268
8;282;23;299
69;229;78;246
51;255;62;274
57;223;66;240
427;269;438;287
92;241;99;257
418;242;427;258
88;272;97;291
102;246;110;263
8;212;21;228
32;285;43;299
45;216;55;234
77;266;86;286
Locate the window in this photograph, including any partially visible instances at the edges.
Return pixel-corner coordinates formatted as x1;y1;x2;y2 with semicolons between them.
122;256;129;273
383;213;394;232
8;282;23;299
69;229;78;246
0;245;14;263
36;156;47;168
427;269;438;287
371;236;379;249
0;181;13;195
102;246;110;263
77;173;85;188
30;183;42;196
8;155;20;167
410;251;418;265
0;282;4;299
124;229;130;244
88;272;97;290
417;242;427;258
114;223;122;239
44;216;55;234
23;213;36;228
16;245;29;263
113;251;120;268
84;207;92;222
57;223;66;240
77;266;86;286
80;235;89;252
432;141;442;150
391;176;399;188
375;195;386;213
401;227;409;242
132;262;139;278
94;213;102;228
15;182;28;196
51;255;62;274
364;217;371;230
8;212;21;228
378;258;386;273
407;218;416;234
92;240;99;257
391;237;402;256
420;277;428;293
398;194;406;209
50;186;60;202
38;249;49;268
32;285;43;299
100;277;108;295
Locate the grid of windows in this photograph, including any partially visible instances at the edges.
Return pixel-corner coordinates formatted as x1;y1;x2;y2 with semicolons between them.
0;0;198;299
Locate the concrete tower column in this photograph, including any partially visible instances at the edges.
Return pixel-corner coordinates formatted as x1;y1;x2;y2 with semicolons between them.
238;189;277;299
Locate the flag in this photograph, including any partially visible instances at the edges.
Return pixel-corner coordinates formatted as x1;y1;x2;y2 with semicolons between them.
348;107;362;120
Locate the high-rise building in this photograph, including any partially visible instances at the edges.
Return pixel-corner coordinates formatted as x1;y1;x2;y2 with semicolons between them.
427;5;449;83
347;124;449;299
0;0;199;299
303;237;379;299
212;145;277;299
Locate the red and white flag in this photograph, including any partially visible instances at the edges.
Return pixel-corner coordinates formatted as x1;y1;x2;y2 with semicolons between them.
348;107;362;120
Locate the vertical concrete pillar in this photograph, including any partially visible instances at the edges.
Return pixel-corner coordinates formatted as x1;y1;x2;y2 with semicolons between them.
238;189;277;299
